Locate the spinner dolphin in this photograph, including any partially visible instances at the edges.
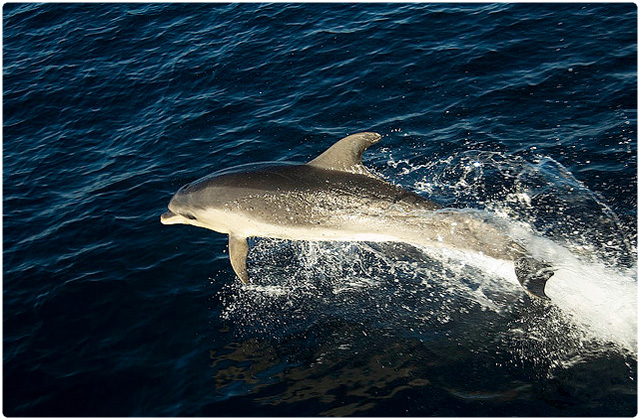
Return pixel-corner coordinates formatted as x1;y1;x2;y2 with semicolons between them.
161;132;553;298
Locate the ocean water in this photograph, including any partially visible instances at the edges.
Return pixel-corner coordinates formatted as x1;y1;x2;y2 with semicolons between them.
3;3;637;416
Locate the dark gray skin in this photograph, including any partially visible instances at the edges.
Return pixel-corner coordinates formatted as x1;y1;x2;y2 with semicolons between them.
162;132;552;298
170;163;436;229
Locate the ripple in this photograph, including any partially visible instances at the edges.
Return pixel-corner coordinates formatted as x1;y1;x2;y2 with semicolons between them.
3;3;636;416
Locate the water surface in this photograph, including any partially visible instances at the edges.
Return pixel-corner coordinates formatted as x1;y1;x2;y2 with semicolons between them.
3;3;637;416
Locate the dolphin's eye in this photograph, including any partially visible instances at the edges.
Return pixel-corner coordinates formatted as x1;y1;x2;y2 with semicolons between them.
183;212;197;221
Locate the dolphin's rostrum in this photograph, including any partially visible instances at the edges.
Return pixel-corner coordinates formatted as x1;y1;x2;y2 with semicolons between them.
161;132;553;298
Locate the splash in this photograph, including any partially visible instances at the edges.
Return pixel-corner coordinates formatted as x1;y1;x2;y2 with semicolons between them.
390;147;637;355
218;147;636;372
544;253;637;352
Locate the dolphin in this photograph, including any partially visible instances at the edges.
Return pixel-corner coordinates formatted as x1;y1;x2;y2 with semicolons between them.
161;132;553;299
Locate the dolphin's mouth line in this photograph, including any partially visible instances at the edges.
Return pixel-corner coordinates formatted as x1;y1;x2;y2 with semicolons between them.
161;209;200;225
160;210;179;225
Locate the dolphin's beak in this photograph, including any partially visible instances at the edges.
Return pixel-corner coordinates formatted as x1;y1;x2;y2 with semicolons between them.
160;210;180;225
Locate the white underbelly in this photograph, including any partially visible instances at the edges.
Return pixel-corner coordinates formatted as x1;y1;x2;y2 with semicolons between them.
196;207;514;261
263;225;400;243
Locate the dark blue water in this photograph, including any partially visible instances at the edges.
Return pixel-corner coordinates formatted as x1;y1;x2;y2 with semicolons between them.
3;3;637;416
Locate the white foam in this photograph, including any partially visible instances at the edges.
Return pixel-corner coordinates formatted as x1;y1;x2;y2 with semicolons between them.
418;229;638;354
545;262;637;353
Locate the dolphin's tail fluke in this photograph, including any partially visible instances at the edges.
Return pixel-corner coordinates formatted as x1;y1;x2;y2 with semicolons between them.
514;257;554;299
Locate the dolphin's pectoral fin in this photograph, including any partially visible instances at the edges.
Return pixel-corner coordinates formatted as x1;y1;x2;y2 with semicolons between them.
229;234;249;284
307;132;382;175
514;257;553;300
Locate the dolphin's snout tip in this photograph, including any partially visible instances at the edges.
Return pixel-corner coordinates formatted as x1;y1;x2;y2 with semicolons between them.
161;210;177;225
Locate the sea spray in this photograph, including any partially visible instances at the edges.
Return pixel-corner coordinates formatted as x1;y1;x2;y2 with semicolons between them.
545;263;637;353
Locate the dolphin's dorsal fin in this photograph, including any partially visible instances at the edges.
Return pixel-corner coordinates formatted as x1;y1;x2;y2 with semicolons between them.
307;132;382;175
